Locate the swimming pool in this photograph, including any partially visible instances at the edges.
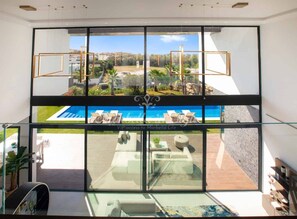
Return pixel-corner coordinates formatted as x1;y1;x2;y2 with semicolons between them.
50;105;222;121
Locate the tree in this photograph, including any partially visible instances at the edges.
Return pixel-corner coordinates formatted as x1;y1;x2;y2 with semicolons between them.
107;68;118;96
97;60;114;85
94;66;102;78
0;146;34;191
165;64;179;90
122;75;144;95
149;69;164;92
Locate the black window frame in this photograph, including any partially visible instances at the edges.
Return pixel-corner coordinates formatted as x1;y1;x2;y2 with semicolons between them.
29;25;262;193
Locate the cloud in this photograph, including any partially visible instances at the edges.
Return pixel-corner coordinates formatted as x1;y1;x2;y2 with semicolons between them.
160;35;187;43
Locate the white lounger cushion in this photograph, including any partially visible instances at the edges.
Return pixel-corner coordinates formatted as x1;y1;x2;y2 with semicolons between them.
95;110;104;115
167;110;176;116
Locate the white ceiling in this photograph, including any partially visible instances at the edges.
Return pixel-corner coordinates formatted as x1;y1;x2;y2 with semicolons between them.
1;0;297;26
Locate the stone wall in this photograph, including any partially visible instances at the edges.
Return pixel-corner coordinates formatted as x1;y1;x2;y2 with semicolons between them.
223;105;260;185
224;127;259;185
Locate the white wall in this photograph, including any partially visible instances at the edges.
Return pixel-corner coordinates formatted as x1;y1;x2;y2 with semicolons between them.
204;28;259;95
0;13;32;124
261;12;297;192
33;29;70;96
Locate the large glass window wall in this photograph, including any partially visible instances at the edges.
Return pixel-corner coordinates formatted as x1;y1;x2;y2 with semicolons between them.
32;26;259;98
30;25;261;192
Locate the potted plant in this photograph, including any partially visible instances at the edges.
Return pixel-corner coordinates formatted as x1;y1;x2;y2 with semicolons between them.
0;146;34;193
152;137;160;148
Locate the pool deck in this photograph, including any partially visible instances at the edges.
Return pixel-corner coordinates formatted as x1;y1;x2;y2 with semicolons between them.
47;106;220;122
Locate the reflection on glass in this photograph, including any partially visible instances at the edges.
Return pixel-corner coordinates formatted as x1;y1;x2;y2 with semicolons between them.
147;27;202;96
0;127;19;165
87;131;142;191
88;27;144;96
206;128;258;190
147;131;203;191
33;128;85;190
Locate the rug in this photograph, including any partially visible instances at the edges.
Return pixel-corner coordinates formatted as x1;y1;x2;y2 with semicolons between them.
157;205;237;217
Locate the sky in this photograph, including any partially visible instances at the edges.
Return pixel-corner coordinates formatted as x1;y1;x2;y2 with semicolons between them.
70;34;199;55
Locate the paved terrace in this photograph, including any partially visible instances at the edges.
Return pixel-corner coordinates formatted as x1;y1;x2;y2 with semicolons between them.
35;133;257;191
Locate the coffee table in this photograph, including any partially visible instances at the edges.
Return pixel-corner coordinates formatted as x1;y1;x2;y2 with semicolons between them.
174;135;189;149
150;141;169;151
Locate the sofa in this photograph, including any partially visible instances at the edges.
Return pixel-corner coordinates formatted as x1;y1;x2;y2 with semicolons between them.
152;147;193;174
106;199;157;217
111;151;141;174
111;132;193;178
111;131;142;176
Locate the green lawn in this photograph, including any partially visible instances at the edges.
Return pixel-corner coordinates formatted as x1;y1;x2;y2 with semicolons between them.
0;128;19;143
37;106;84;133
37;106;64;123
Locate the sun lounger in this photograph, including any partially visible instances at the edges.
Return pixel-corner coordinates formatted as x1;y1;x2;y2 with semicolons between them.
167;110;176;117
95;110;104;115
103;113;122;123
167;110;179;122
182;110;191;115
182;110;196;122
110;110;118;115
89;112;103;123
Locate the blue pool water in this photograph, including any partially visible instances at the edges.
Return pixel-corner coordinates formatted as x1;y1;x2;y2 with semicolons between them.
57;105;222;119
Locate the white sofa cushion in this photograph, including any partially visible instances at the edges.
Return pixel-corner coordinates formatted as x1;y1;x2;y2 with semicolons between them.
106;199;157;217
120;199;156;214
111;152;141;174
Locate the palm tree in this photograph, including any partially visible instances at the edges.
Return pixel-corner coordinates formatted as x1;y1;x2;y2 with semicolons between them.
0;146;34;191
107;68;118;96
97;60;114;85
165;64;179;90
149;69;164;92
